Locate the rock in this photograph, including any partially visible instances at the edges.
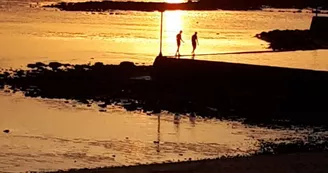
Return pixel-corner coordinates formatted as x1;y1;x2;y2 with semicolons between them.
94;62;104;67
255;29;320;51
119;61;135;68
98;103;107;108
49;62;62;69
3;129;10;133
27;63;37;69
35;62;46;67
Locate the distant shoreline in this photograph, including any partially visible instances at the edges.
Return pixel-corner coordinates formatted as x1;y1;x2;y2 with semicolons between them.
43;1;261;12
44;1;328;12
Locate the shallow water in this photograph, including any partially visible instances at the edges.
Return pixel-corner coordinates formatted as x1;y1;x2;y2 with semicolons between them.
0;92;311;172
0;0;328;70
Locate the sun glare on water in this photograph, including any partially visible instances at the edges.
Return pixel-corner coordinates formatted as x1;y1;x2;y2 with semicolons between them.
164;11;184;53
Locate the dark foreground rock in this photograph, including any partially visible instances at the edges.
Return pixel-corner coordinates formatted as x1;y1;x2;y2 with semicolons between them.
256;29;328;51
1;59;328;128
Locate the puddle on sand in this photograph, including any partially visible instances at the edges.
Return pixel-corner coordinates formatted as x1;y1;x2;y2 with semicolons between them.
0;92;308;172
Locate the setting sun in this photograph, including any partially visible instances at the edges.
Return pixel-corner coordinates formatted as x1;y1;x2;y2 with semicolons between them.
166;0;184;3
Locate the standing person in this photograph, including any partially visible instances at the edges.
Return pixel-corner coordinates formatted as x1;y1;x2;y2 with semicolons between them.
191;32;199;54
176;30;184;57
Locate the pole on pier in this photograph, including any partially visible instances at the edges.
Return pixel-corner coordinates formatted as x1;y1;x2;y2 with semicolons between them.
158;11;164;57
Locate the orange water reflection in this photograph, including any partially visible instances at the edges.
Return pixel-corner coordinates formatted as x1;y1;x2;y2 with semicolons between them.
0;92;309;172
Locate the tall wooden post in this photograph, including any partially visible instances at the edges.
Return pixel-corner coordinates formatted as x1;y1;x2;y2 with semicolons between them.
158;11;164;57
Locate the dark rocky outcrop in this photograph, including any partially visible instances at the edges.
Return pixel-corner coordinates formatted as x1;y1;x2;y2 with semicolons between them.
256;29;328;51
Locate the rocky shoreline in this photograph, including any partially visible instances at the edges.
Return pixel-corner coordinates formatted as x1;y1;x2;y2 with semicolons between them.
1;58;328;129
256;29;328;51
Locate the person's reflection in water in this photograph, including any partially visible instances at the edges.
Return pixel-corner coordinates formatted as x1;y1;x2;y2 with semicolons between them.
156;114;161;153
189;112;196;127
174;113;180;124
174;113;180;134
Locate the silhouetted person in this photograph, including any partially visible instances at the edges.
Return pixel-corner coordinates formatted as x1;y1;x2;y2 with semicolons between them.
176;30;184;57
191;32;199;54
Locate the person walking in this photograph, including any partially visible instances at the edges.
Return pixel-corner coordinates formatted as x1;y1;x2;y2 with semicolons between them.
176;30;184;57
191;32;199;54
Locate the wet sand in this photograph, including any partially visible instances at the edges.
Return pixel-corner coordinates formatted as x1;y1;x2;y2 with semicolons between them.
52;151;328;173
